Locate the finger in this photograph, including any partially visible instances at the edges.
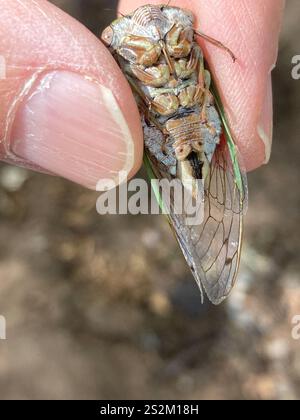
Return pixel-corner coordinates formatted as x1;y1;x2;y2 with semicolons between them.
0;0;143;190
119;0;285;171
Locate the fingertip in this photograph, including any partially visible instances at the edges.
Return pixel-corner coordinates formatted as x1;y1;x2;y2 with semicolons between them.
9;71;143;190
187;0;283;171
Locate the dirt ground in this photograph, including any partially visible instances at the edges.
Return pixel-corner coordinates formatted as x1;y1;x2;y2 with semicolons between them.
0;0;299;400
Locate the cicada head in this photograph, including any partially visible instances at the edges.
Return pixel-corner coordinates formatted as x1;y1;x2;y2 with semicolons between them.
100;16;131;50
101;26;114;47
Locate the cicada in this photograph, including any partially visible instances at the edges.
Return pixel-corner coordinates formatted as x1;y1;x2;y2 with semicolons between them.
101;4;248;304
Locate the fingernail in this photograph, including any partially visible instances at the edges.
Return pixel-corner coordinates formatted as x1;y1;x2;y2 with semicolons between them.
257;75;273;164
10;71;135;189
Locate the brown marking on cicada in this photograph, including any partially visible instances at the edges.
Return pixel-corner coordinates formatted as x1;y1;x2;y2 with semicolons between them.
118;35;161;66
174;143;192;161
194;52;216;135
166;24;194;58
178;85;204;108
166;115;204;161
200;91;217;136
130;64;170;87
167;78;180;89
174;138;204;160
159;40;176;76
174;45;201;79
126;74;176;130
131;89;167;134
151;93;179;116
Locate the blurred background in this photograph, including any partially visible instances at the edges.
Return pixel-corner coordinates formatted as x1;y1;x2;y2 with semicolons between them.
0;0;299;400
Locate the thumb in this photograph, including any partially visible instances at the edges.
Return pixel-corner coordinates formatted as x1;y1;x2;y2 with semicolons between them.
0;0;143;190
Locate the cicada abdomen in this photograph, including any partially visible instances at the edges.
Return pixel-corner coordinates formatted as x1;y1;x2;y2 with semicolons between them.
101;5;248;304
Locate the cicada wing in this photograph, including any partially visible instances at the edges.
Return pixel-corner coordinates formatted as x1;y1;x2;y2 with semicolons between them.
194;140;248;304
145;135;248;305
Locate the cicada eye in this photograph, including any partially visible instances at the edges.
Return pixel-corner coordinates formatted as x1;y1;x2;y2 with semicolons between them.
101;26;114;47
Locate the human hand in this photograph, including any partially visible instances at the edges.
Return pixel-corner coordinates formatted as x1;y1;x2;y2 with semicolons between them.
0;0;285;191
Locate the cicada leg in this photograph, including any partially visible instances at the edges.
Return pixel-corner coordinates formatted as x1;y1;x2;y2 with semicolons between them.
198;55;216;136
159;40;176;77
195;30;237;62
151;93;179;117
126;76;169;134
126;76;151;107
178;85;204;108
166;23;194;58
174;45;201;79
130;64;170;88
118;35;162;66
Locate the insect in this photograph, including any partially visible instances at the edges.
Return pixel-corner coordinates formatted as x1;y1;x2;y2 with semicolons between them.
101;4;248;305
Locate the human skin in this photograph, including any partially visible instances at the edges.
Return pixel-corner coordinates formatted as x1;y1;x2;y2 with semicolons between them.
0;0;285;190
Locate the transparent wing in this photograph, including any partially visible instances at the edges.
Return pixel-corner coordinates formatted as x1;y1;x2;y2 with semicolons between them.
191;139;247;304
145;135;248;305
